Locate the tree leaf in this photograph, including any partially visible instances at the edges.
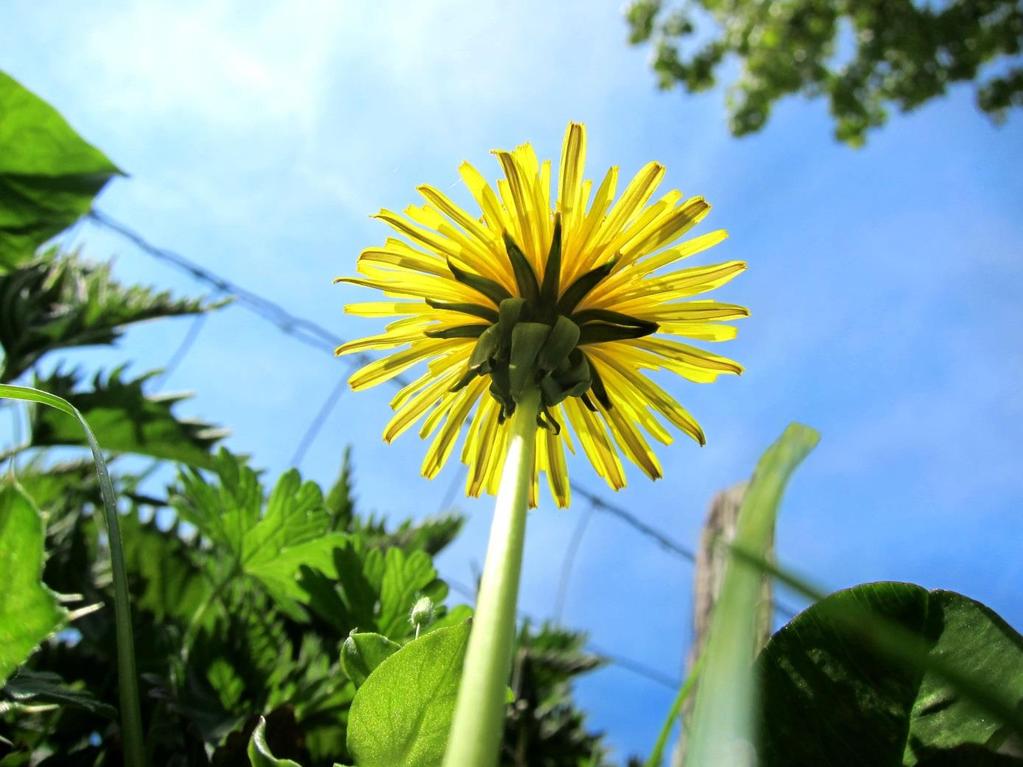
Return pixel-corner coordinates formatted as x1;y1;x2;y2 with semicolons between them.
0;72;121;271
340;632;401;688
3;668;116;719
0;250;222;382
685;423;819;765
0;485;66;684
347;621;471;767
757;583;1023;767
248;716;303;767
29;367;228;469
381;513;466;557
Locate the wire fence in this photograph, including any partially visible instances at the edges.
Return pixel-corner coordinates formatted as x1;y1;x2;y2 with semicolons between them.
84;207;797;687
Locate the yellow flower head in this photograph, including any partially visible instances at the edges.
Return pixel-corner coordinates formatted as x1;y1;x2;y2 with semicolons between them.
336;123;747;508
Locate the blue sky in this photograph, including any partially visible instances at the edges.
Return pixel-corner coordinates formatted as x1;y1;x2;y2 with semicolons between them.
3;0;1022;759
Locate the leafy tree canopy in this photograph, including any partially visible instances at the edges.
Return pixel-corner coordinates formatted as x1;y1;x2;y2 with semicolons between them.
626;0;1023;145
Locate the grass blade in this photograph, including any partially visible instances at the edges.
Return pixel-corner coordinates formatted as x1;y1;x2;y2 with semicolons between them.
0;383;145;767
684;423;819;766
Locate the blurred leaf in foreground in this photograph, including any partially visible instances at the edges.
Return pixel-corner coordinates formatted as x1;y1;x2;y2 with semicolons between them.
0;485;67;684
757;582;1023;767
0;71;121;271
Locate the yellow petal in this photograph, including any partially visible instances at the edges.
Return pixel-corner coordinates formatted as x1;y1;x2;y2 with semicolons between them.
347;338;467;390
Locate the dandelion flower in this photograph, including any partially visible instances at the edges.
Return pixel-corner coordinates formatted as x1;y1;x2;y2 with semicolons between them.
336;122;747;507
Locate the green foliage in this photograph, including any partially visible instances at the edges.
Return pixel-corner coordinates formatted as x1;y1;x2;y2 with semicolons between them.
29;367;228;469
626;0;1023;145
0;249;220;382
346;622;471;767
0;72;120;271
685;423;819;765
3;668;116;720
340;634;401;689
757;582;1023;766
503;623;613;767
0;486;66;684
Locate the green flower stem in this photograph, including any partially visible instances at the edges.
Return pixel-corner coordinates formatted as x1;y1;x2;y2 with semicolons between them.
442;387;540;767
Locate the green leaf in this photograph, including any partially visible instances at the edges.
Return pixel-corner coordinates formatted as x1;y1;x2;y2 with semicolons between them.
377;547;448;638
248;716;303;766
380;513;466;557
301;540;449;640
0;250;222;382
341;632;401;688
347;621;471;767
3;667;116;719
119;512;209;623
29;367;228;469
171;452;347;616
0;72;121;271
757;583;1023;767
685;423;819;766
0;485;66;684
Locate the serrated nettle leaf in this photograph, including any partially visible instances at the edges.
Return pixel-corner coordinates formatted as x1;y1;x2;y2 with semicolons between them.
29;367;228;468
3;668;117;719
382;513;466;556
0;485;67;684
347;621;471;767
685;423;819;767
757;582;1023;767
300;539;449;640
0;73;122;271
341;632;401;688
171;452;349;618
377;547;448;638
0;250;223;382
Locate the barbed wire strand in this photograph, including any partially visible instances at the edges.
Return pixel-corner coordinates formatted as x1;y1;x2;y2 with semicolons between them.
553;500;596;624
86;208;699;557
155;312;210;391
290;376;350;468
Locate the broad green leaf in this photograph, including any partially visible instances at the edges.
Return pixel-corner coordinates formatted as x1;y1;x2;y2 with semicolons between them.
248;716;303;766
757;583;1023;767
0;250;222;382
341;632;401;688
685;423;819;766
0;485;66;684
171;452;347;616
301;540;449;639
347;621;471;767
0;72;121;271
3;668;116;719
29;367;228;469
